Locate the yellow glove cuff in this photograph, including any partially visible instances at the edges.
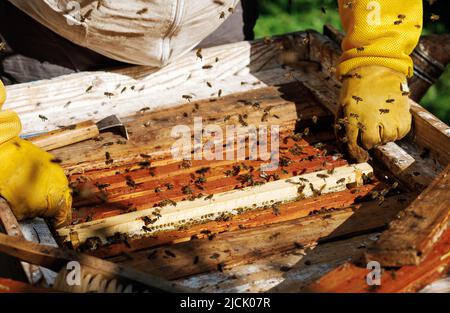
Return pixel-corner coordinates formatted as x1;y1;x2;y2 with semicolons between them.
337;0;422;78
0;81;5;106
0;80;22;144
0;110;22;145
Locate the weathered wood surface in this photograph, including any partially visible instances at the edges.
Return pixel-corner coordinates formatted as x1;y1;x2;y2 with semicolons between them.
0;278;54;293
365;165;450;266
4;33;307;136
0;232;189;293
56;83;328;174
110;194;413;281
177;233;381;293
0;198;43;285
301;228;450;293
24;82;327;174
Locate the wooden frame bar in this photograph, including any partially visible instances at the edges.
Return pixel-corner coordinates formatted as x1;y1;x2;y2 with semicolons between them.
365;165;450;266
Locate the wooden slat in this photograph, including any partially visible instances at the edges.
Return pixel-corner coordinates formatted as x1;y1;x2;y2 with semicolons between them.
0;198;42;284
68;128;343;224
111;194;413;280
177;233;380;293
365;164;450;266
56;83;325;174
301;228;450;293
4;33;308;136
0;232;189;293
89;183;381;258
58;163;373;244
0;278;53;293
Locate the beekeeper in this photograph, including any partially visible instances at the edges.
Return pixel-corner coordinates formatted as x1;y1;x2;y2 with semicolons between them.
0;0;422;226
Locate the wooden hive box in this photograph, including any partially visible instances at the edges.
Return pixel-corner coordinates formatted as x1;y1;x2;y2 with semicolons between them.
1;27;449;293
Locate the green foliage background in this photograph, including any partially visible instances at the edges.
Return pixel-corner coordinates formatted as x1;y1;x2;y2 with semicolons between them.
254;0;450;124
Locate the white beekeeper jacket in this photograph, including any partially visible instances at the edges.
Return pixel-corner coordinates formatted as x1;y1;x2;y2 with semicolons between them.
8;0;239;66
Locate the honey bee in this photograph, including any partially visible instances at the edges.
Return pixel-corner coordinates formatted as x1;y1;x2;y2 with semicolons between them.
352;95;363;104
219;11;225;19
261;113;269;123
357;122;366;131
379;109;390;114
196;48;203;60
338;117;349;125
343;1;354;9
430;14;440;22
164;250;176;258
105;152;113;165
136;8;148;15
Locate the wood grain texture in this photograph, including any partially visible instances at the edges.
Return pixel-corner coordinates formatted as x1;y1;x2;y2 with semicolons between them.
29;120;99;151
301;228;450;293
4;32;309;136
0;278;53;293
110;194;413;280
0;198;42;284
0;232;188;293
177;233;380;293
365;165;450;266
55;83;326;174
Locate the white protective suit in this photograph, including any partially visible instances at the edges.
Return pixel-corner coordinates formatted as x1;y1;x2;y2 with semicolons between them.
8;0;239;66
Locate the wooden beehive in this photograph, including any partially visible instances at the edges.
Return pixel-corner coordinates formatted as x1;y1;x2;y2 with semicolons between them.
1;28;449;293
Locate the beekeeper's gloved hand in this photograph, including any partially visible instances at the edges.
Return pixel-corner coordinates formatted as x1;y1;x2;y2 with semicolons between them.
0;80;72;227
338;65;412;161
337;0;422;162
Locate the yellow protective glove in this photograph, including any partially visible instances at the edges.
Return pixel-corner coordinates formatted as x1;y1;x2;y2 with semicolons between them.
0;80;72;228
337;0;422;161
337;65;411;161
